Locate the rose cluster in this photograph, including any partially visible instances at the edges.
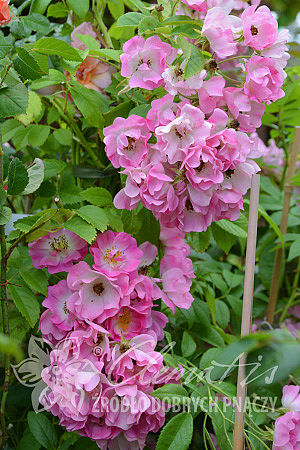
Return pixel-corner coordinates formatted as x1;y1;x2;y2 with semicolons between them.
29;229;184;449
103;1;289;235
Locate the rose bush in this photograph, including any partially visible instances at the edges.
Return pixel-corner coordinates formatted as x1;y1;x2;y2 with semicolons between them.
0;0;299;449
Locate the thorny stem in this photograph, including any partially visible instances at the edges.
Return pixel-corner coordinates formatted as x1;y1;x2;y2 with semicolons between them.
0;133;10;448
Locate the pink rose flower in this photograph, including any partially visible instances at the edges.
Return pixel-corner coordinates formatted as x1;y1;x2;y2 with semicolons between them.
273;412;300;449
155;104;212;164
242;5;278;51
71;22;115;91
282;385;300;412
244;55;285;104
90;231;143;278
67;261;128;322
103;115;151;169
39;309;68;346
28;229;88;274
0;0;10;25
201;7;242;59
120;36;177;90
261;29;290;69
180;0;207;13
162;64;207;97
42;280;75;332
146;94;177;131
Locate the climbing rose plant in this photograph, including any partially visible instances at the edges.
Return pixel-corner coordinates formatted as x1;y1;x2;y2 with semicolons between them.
0;0;300;450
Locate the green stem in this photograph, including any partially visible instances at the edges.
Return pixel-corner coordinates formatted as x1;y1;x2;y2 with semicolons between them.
94;6;114;49
218;55;252;64
0;135;10;449
279;257;300;322
51;98;104;169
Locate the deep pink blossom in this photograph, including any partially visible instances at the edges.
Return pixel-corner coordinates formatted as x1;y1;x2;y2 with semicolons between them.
90;231;143;278
282;386;300;412
29;229;87;274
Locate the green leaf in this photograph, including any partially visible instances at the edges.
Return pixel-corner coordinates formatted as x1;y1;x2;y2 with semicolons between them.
0;35;12;59
0;83;29;119
152;384;189;405
20;268;48;296
138;16;160;34
27;125;50;147
104;100;135;125
215;300;230;329
185;44;205;79
9;284;40;328
30;0;52;14
47;3;68;17
79;187;112;206
1;118;24;142
108;0;125;19
67;0;89;17
211;222;237;254
14;48;45;81
288;240;300;261
44;159;66;179
23;13;51;34
76;205;109;232
22;158;44;195
215;219;248;239
53;128;73;146
104;208;123;232
27;412;58;450
130;104;151;118
156;412;193;450
70;84;105;128
187;229;211;252
7;158;29;195
0;333;23;361
17;427;41;450
34;38;83;62
0;206;12;225
65;215;96;244
181;331;197;357
116;12;145;27
18;91;43;126
0;185;6;206
89;48;122;62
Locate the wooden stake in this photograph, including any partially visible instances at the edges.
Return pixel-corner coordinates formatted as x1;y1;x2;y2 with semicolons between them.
233;174;260;450
266;127;300;324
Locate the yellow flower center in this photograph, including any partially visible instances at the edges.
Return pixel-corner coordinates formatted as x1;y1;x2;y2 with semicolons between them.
50;234;69;253
117;310;133;333
103;246;124;267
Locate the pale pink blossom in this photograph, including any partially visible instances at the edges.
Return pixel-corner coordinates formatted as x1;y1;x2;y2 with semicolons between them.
67;261;128;322
273;412;300;449
261;29;290;69
42;280;75;332
155;104;212;164
120;36;177;90
244;56;285;104
71;22;115;91
29;229;87;274
282;386;300;412
242;5;278;51
201;7;242;59
103;115;151;169
162;64;207;97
